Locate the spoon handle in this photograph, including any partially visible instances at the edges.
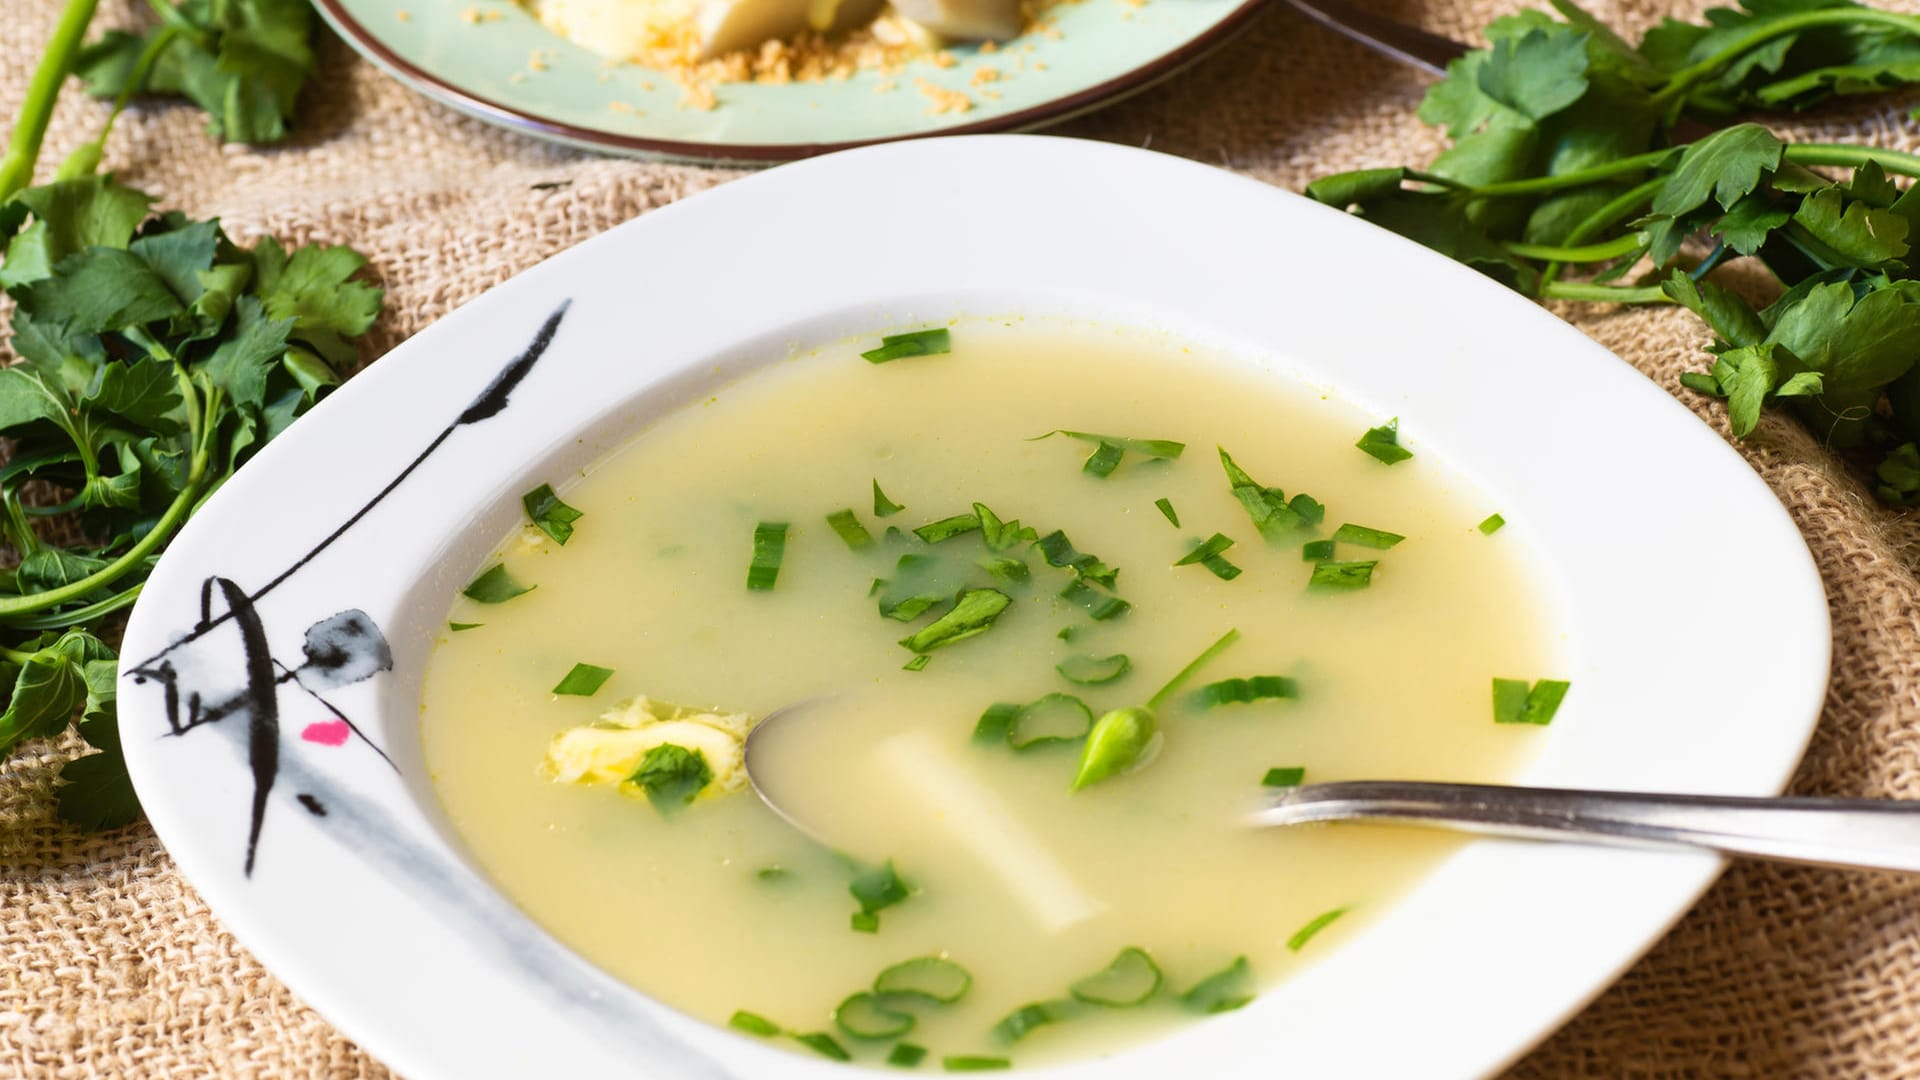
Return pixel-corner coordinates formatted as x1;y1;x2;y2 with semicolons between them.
1273;0;1468;78
1257;781;1920;873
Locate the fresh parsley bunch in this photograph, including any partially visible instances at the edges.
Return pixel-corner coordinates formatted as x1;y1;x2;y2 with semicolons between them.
0;0;376;827
1309;0;1920;499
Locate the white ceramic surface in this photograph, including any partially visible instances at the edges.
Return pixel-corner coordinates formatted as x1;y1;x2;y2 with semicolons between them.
117;135;1831;1080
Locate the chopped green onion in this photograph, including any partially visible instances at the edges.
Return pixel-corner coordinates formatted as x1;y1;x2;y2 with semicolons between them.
1179;956;1255;1015
1059;580;1131;621
1055;653;1130;685
747;521;789;591
943;1057;1011;1072
1492;678;1570;725
627;744;712;814
827;509;875;550
448;621;482;632
1083;440;1125;477
850;859;912;928
1478;513;1506;535
756;866;791;882
992;1000;1077;1043
461;563;534;604
904;655;931;672
551;662;614;697
1030;429;1186;464
1287;906;1349;952
729;1010;782;1037
1333;523;1405;549
974;502;1037;551
835;992;916;1040
1036;530;1119;588
1301;539;1335;561
915;512;981;544
863;327;951;364
972;702;1020;745
851;912;879;933
521;483;584;545
1070;947;1163;1007
1071;707;1158;791
888;1043;929;1068
898;588;1011;653
1147;629;1239;711
1194;675;1297;708
1174;532;1235;566
874;480;906;517
882;594;945;622
1261;766;1306;787
1009;693;1094;749
1309;560;1377;590
1155;497;1179;526
793;1032;853;1062
1056;625;1077;641
976;555;1030;585
1356;418;1413;465
1218;448;1317;542
874;956;973;1003
1201;556;1242;580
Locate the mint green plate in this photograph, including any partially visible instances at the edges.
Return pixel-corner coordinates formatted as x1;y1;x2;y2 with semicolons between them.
313;0;1261;162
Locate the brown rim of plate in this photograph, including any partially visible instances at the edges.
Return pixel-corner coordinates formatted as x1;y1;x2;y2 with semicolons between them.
311;0;1271;164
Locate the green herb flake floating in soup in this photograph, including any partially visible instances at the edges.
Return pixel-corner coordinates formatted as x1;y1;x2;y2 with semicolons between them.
421;320;1565;1068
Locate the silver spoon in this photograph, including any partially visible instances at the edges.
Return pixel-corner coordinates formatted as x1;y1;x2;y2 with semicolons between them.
1258;781;1920;873
1273;0;1466;78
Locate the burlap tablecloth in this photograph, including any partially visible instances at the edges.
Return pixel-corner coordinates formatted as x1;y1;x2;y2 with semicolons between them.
7;0;1920;1074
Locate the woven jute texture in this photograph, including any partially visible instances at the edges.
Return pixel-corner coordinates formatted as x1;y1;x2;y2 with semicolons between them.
7;0;1920;1075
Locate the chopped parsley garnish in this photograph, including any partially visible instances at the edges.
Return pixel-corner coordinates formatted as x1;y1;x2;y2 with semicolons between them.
1492;678;1571;725
862;327;951;364
972;702;1020;745
1154;497;1179;526
521;484;583;545
849;859;912;931
942;1057;1011;1072
874;956;973;1003
448;622;482;632
1178;956;1255;1015
1309;560;1377;590
1008;693;1094;749
827;508;875;550
1218;448;1323;541
874;480;906;517
793;1032;854;1061
1055;653;1130;685
903;654;931;672
1059;580;1131;621
888;1044;929;1067
1174;532;1241;580
992;1000;1077;1043
976;555;1030;585
898;588;1011;653
1029;430;1185;478
1195;675;1298;708
914;512;981;544
729;1010;782;1037
851;913;879;933
1262;766;1306;787
756;866;792;882
1287;906;1350;952
461;564;534;604
974;502;1037;551
1035;530;1119;588
1332;523;1405;549
550;662;614;697
1070;947;1163;1007
1071;707;1157;791
747;521;789;591
1356;418;1413;465
1147;628;1240;711
834;992;916;1040
1478;513;1507;535
627;744;712;814
1301;539;1336;561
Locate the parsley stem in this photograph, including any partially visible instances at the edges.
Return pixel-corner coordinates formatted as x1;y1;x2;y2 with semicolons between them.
1539;282;1672;304
1466;149;1675;199
1506;235;1644;263
1539;176;1665;290
1784;144;1920;181
57;24;180;182
0;0;100;201
0;646;35;665
5;583;142;630
1655;9;1920;105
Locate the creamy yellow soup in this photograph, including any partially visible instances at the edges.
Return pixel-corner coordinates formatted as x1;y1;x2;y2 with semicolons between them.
420;320;1563;1069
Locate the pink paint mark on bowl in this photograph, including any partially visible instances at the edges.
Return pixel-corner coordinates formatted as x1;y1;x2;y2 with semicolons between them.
302;720;352;747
